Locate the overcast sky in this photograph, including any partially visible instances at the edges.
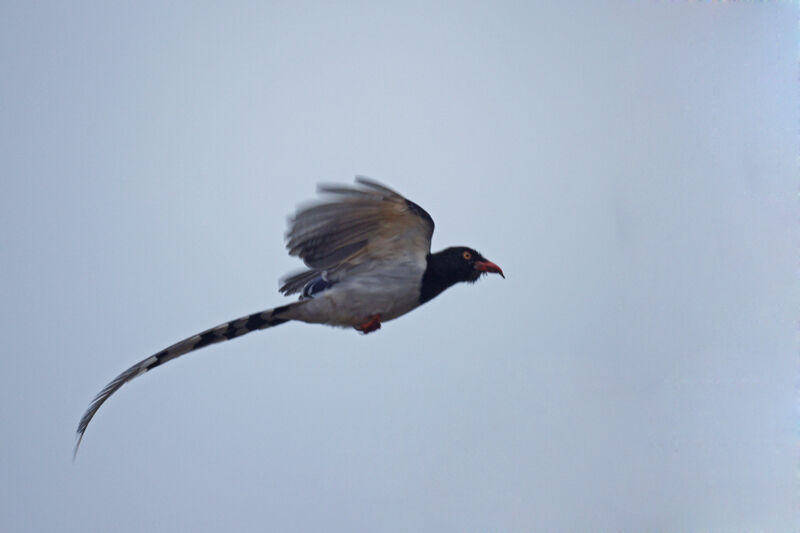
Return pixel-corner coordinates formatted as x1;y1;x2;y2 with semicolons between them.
1;2;797;532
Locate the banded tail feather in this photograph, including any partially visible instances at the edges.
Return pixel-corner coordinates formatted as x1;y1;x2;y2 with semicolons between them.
74;303;296;458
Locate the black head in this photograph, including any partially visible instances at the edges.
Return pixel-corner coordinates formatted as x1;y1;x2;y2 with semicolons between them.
419;246;504;304
434;246;504;282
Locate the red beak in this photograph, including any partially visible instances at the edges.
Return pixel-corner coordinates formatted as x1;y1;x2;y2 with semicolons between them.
474;260;505;278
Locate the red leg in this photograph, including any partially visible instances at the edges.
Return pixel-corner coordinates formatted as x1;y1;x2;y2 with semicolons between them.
355;314;382;334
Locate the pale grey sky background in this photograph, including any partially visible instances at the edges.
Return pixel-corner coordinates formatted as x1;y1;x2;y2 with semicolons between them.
1;2;797;532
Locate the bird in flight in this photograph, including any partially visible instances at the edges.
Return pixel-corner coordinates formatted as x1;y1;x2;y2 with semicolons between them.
75;177;503;456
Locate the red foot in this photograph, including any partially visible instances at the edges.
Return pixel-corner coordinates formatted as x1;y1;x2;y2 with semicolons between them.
355;314;382;334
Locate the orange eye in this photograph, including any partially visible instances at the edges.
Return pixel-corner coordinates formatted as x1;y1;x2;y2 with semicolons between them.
462;251;472;260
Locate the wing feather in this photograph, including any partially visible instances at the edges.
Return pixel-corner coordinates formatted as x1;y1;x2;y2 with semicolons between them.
279;269;321;295
285;177;434;271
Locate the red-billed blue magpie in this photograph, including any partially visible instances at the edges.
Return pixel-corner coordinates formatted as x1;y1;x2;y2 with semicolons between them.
75;177;503;456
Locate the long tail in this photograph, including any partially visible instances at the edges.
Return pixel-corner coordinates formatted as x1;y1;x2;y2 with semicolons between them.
74;303;297;459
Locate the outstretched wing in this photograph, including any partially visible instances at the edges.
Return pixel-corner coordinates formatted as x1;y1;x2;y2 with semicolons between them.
283;177;435;288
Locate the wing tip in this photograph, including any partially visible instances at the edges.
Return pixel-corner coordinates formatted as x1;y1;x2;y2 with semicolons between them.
354;176;398;195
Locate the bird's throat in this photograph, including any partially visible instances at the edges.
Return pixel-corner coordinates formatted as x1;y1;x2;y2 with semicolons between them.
418;253;460;305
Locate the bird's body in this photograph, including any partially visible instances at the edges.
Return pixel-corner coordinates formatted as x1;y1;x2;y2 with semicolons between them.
75;177;503;456
287;255;427;326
